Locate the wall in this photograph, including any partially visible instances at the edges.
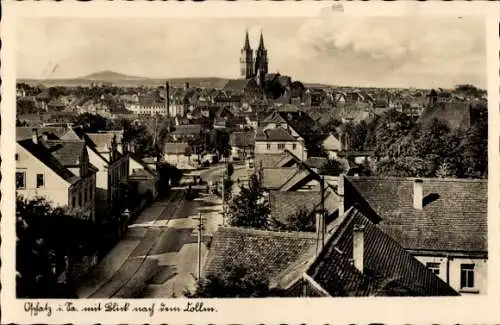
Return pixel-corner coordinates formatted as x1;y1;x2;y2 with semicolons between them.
16;143;71;208
68;174;96;221
414;255;487;295
255;141;306;160
87;147;110;217
164;153;192;167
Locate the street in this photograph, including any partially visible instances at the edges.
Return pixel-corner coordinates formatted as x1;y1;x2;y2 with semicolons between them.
75;164;243;298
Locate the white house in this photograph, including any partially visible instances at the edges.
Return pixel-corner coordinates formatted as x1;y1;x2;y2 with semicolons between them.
16;129;97;221
322;133;342;159
254;126;307;161
61;127;129;221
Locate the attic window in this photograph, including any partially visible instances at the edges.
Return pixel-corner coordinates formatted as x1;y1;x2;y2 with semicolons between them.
15;153;19;161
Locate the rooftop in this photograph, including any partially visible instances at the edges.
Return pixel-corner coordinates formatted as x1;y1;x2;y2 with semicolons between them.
18;139;79;185
203;226;317;281
255;127;297;142
306;207;459;296
345;176;487;253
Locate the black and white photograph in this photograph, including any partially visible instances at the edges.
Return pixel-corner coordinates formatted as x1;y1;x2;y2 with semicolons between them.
2;1;499;324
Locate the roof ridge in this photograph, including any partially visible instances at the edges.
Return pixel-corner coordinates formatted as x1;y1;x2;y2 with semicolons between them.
347;176;487;183
217;225;318;239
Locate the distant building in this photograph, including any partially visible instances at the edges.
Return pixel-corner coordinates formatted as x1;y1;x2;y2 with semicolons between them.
254;127;307;161
163;142;197;170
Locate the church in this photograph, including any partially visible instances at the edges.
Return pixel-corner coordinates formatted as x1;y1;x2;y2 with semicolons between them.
240;30;269;87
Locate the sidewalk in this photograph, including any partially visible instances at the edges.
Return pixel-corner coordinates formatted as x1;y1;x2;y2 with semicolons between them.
76;199;172;298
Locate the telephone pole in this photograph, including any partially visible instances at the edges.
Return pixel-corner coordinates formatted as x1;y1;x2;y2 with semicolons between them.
195;212;205;280
221;173;225;225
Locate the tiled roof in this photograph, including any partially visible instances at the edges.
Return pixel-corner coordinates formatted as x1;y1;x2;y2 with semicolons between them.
45;140;85;167
306;207;459;296
255;127;297;142
86;133;120;151
254;153;290;169
130;168;155;179
203;226;318;281
171;124;202;135
262;167;300;190
346;176;487;253
18;139;79;184
16;127;68;141
261;111;288;124
269;190;340;225
164;142;189;154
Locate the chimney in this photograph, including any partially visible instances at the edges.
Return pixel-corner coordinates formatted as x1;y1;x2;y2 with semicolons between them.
315;212;324;255
353;224;365;273
166;81;170;117
128;141;135;154
184;82;190;91
413;179;423;210
32;128;39;144
338;174;345;218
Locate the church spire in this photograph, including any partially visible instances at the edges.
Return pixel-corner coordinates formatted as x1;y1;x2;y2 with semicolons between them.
243;29;252;50
258;29;266;50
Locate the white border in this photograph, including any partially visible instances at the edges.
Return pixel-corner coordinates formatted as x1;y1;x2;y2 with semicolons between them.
2;2;500;324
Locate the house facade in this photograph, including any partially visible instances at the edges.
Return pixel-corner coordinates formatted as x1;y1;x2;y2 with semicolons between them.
254;127;307;161
61;128;129;222
322;133;343;159
129;155;160;200
16;132;97;221
163;142;197;169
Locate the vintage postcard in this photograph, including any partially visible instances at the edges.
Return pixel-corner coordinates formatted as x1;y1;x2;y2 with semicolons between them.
1;1;499;324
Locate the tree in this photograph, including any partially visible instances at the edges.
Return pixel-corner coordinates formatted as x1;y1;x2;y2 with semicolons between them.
273;206;315;232
319;159;345;176
16;195;97;298
185;263;285;298
228;169;270;229
73;113;110;132
210;129;231;159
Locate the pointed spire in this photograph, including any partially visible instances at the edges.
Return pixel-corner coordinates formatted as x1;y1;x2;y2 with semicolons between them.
243;29;251;50
258;29;266;50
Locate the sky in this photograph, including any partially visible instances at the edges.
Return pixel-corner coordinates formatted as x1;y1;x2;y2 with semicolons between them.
16;16;487;89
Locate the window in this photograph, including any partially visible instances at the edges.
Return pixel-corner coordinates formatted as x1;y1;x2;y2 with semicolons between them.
84;188;88;203
426;262;440;275
460;264;475;288
278;143;285;150
292;143;297;150
266;144;271;150
72;196;76;208
16;171;26;189
15;153;19;161
36;174;45;188
79;193;82;207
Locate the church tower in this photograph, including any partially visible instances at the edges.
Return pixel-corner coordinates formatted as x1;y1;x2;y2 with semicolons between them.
254;31;269;78
240;30;254;79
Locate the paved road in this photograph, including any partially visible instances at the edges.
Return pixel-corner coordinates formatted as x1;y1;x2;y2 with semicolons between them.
76;164;252;298
76;187;224;298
